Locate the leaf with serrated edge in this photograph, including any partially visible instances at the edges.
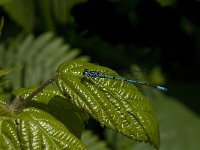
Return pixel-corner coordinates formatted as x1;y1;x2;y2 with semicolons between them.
0;106;86;149
57;60;160;149
13;87;88;138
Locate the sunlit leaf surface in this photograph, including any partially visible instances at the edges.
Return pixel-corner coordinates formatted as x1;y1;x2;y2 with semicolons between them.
13;87;88;139
57;60;160;148
0;96;86;150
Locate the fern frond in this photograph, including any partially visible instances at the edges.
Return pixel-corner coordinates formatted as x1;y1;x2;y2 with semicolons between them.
0;32;87;89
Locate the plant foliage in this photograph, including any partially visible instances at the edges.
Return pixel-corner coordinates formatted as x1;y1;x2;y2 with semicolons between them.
0;69;14;87
13;87;88;139
0;32;85;89
105;91;200;150
0;0;35;32
0;87;88;149
0;0;88;31
56;60;160;149
0;105;86;149
0;60;160;149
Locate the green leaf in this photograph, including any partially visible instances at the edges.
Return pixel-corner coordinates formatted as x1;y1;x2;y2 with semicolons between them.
0;95;10;105
0;69;16;77
51;0;88;24
0;32;87;89
39;0;55;31
149;92;200;150
0;68;19;87
0;96;87;149
57;60;160;149
1;0;89;31
1;0;35;32
0;79;9;87
13;87;89;138
105;91;200;150
0;96;14;118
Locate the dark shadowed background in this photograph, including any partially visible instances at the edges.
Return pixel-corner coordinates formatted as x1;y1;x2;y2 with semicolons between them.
0;0;200;149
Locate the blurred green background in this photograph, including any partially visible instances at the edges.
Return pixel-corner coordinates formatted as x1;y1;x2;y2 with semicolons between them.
0;0;200;149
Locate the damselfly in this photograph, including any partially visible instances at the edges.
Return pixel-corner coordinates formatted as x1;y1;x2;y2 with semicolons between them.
83;69;167;91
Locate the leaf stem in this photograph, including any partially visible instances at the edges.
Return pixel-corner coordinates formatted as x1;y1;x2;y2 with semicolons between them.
25;74;58;103
15;74;58;111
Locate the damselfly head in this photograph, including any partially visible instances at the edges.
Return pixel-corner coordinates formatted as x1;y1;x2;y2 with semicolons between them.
83;69;89;76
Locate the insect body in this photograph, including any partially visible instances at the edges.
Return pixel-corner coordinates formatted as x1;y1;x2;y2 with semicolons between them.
83;69;167;91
